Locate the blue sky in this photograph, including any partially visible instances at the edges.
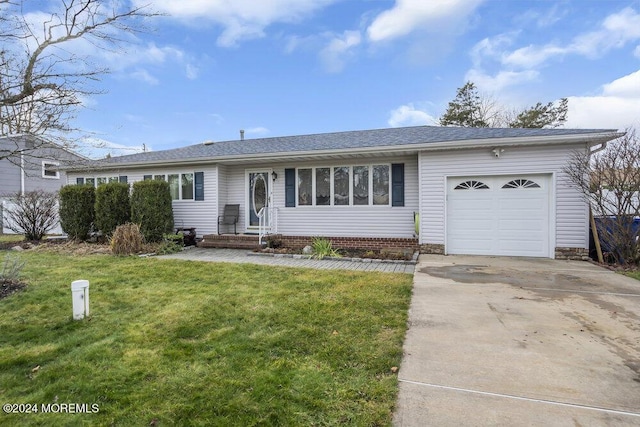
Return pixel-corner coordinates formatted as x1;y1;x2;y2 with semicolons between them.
26;1;640;157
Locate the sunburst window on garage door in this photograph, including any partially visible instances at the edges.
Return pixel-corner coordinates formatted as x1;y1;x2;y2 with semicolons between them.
454;180;489;190
502;179;540;189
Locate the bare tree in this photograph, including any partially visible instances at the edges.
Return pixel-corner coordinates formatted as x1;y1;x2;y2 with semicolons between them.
0;0;158;161
3;190;59;240
564;129;640;265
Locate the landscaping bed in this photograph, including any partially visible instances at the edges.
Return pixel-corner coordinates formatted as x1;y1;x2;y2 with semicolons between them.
257;246;418;261
0;280;26;300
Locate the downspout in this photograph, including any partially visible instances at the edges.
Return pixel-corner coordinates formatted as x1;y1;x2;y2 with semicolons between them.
20;152;25;195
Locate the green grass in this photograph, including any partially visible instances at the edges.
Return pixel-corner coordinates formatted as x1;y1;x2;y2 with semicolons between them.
0;234;24;243
0;251;413;426
623;271;640;281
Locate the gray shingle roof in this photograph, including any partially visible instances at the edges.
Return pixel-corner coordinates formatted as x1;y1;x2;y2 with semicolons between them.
96;125;617;166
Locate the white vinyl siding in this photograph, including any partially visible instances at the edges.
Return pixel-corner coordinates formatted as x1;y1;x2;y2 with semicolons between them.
68;165;218;237
217;156;418;238
284;158;416;238
419;143;589;254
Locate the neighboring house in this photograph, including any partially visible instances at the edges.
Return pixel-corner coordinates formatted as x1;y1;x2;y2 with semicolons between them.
65;126;621;259
1;134;86;234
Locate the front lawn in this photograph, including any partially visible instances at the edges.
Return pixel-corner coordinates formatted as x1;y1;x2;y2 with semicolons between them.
0;251;412;426
0;234;24;243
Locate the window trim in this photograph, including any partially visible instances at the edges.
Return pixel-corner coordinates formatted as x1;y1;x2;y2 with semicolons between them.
454;180;490;190
502;179;541;189
161;171;195;201
42;161;60;179
77;171;200;201
294;164;392;207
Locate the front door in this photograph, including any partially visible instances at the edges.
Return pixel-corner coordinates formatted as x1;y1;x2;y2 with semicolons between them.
247;171;271;230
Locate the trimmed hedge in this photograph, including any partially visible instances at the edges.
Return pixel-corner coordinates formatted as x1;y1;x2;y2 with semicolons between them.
59;185;95;241
130;180;174;243
95;182;131;236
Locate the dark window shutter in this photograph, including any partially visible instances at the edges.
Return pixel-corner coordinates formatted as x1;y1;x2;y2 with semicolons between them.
143;175;152;180
76;177;85;185
285;168;295;207
195;172;204;201
391;163;405;207
119;176;128;183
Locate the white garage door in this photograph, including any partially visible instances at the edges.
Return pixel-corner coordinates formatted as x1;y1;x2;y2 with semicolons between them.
446;175;551;257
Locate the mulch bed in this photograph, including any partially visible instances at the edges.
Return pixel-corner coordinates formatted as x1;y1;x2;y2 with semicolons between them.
0;280;26;300
259;247;416;261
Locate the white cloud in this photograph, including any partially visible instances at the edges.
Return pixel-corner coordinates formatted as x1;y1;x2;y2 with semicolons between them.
502;44;567;69
102;43;185;71
602;69;640;98
319;31;362;73
367;0;485;43
139;0;337;47
566;96;639;130
101;43;198;84
388;103;438;127
130;69;159;85
246;127;270;136
77;137;148;159
467;8;640;101
516;4;567;28
502;7;640;69
465;69;539;93
565;70;640;130
470;34;516;67
185;63;199;80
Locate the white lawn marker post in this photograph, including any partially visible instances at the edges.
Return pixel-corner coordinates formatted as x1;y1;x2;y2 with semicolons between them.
71;280;90;320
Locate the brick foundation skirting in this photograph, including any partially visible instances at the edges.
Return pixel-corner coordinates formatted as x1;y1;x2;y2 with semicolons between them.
418;245;589;259
419;243;445;255
555;247;589;261
267;235;419;251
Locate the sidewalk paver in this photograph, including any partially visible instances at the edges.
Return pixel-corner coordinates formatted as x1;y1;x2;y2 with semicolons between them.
157;248;415;274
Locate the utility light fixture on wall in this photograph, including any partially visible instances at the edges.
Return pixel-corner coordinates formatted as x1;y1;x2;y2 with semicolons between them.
271;171;278;180
491;147;505;158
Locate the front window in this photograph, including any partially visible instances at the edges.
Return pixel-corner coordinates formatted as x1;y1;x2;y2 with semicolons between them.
334;166;349;205
353;166;369;205
372;165;389;205
181;173;194;200
168;174;179;200
315;168;330;206
292;165;392;207
298;169;312;206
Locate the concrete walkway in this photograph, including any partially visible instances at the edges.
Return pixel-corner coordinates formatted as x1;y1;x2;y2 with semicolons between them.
157;247;415;274
394;255;640;426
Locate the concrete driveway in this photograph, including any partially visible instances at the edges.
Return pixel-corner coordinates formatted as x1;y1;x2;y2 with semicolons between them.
394;255;640;426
